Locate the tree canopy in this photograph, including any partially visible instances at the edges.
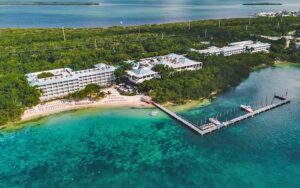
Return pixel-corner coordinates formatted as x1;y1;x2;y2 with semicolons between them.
37;72;54;79
68;84;102;100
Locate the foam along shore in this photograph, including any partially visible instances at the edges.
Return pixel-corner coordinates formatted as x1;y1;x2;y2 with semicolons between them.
21;87;151;122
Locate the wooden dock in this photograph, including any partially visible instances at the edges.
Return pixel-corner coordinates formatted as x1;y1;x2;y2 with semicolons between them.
151;102;205;135
223;99;290;126
151;96;290;136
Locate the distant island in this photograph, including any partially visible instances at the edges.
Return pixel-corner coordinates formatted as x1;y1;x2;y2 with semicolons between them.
0;1;100;6
243;3;282;5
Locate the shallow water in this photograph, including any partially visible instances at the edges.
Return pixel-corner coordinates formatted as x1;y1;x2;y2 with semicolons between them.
1;0;300;27
0;65;300;187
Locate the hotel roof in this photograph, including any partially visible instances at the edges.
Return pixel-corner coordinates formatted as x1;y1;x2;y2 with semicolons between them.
155;53;202;69
195;40;271;55
228;40;254;46
197;46;222;54
220;45;245;52
26;63;116;86
246;42;271;49
127;68;157;78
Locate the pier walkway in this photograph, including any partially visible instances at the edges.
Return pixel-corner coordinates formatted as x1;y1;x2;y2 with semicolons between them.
150;95;290;136
151;102;205;135
223;98;290;126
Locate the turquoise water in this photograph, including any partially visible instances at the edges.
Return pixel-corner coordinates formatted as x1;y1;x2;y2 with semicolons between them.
1;0;300;27
0;65;300;187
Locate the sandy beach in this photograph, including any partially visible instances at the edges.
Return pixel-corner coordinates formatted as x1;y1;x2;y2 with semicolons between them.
20;87;214;124
21;87;152;122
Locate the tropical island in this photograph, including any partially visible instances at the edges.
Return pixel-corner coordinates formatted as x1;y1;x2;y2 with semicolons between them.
0;1;100;6
1;16;300;127
243;3;282;6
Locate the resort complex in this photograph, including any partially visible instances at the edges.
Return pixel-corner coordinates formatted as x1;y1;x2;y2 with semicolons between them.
191;40;271;56
25;43;272;100
2;5;300;187
25;53;203;100
126;53;203;84
26;63;116;101
24;39;274;101
256;10;300;17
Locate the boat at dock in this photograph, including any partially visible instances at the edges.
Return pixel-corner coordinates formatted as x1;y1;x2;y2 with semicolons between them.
151;94;290;136
209;118;222;126
240;105;254;113
199;123;217;131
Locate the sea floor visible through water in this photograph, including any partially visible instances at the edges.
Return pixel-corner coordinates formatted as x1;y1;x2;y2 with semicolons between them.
0;65;300;187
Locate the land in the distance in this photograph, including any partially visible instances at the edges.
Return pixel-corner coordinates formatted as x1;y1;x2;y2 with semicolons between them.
243;3;282;5
0;1;100;6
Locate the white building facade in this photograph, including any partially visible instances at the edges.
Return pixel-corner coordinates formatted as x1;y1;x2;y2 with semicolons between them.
126;68;160;84
221;45;246;56
246;42;271;53
26;63;116;101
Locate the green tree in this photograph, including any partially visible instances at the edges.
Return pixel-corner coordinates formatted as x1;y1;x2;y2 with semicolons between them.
37;72;54;78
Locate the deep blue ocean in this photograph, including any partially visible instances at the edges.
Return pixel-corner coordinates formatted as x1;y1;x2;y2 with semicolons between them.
1;0;300;27
0;64;299;187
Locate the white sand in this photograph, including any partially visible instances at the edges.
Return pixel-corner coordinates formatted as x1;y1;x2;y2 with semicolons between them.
21;87;152;121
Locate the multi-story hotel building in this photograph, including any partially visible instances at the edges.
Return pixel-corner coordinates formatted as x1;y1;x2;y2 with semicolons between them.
191;40;271;56
26;63;116;101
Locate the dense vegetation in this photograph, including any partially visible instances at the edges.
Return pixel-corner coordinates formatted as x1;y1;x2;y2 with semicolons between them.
1;16;300;125
37;72;54;79
68;84;104;100
114;62;133;83
0;75;40;125
139;53;273;103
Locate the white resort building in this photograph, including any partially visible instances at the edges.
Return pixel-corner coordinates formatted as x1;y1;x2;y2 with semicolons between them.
191;46;222;56
221;45;246;56
154;53;203;71
126;68;160;84
26;63;116;101
126;53;203;84
192;40;271;56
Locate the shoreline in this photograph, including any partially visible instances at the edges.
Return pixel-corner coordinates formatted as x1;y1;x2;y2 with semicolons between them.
0;16;253;29
3;62;297;131
3;88;213;131
2;62;277;130
0;87;152;131
21;87;152;122
21;99;151;122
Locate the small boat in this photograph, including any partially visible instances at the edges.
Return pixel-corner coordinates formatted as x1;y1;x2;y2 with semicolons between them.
240;105;253;113
150;110;158;116
199;123;216;131
209;118;222;126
